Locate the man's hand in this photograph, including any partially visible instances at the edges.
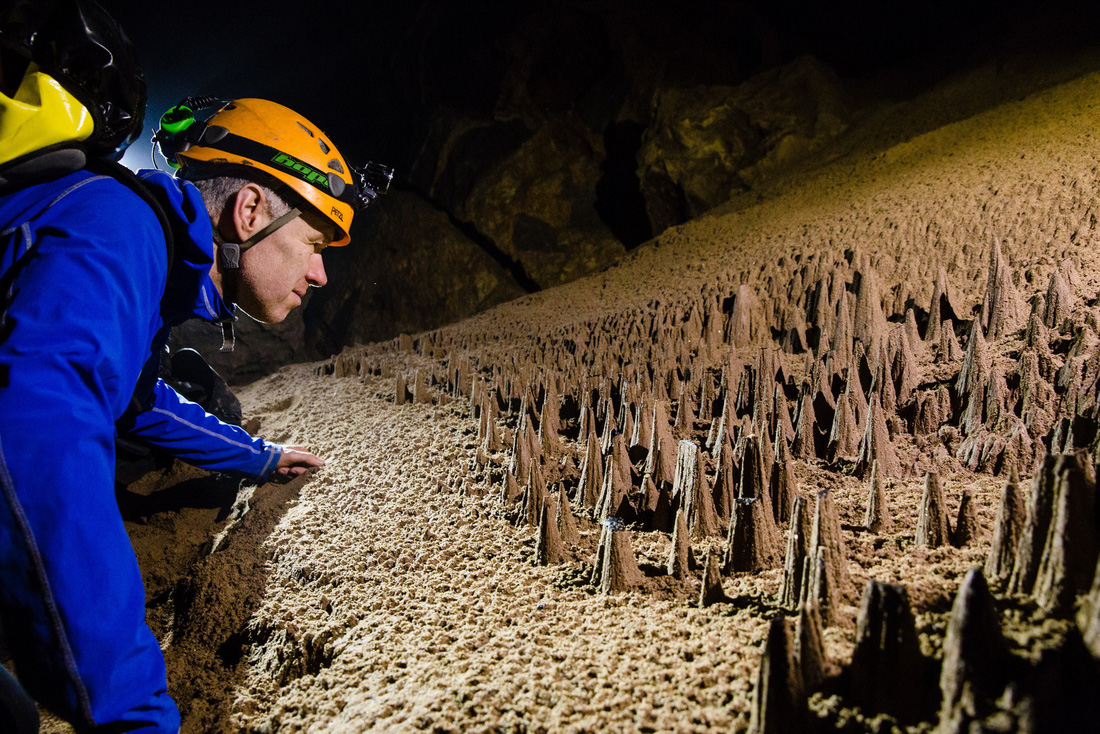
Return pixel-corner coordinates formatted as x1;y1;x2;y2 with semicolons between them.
273;445;325;481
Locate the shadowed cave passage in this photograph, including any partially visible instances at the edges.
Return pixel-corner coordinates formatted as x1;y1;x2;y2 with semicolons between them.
595;120;653;250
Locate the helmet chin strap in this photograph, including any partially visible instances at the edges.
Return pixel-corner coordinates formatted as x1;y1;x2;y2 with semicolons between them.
211;206;302;352
217;206;302;270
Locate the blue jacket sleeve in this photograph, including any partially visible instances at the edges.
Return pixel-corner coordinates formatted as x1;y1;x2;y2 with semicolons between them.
120;379;282;481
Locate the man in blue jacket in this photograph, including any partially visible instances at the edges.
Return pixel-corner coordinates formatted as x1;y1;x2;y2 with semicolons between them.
0;1;388;730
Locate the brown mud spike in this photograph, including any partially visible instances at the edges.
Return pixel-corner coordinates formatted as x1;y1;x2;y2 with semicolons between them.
955;319;988;400
795;602;830;692
903;307;923;354
847;581;930;725
707;397;727;458
1008;454;1062;596
826;392;861;462
853;263;888;355
757;419;775;491
737;433;775;523
926;267;960;343
845;347;869;433
769;428;795;524
984;467;1025;586
579;398;597;447
862;460;889;532
576;432;603;510
729;283;762;349
667;508;695;578
413;369;432;404
814;487;848;586
938;568;1011;734
698;549;729;608
980;366;1009;431
750;389;768;443
597;521;645;594
938;320;962;363
808;275;836;338
596;451;629;523
1033;453;1098;614
915;472;950;548
870;348;897;418
981;241;1025;339
508;419;531;485
914;385;951;435
499;469;522;505
538;386;561;454
790;389;819;461
747;616;807;734
482;394;504;452
829;290;854;368
536;498;564;565
800;489;848;625
618;399;636;447
854;395;900;479
772;386;795;447
1024;297;1048;348
800;551;838;630
778;496;810;609
673;381;694;436
735;368;754;417
1043;264;1075;329
630;398;652;453
599;395;618;456
950;489;979;548
519;476;546;528
712;434;738;525
557;485;581;545
725;497;780;573
698;373;714;422
674;440;721;537
890;326;921;407
652;401;677;485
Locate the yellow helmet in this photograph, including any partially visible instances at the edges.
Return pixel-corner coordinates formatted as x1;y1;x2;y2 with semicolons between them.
0;64;94;167
161;98;391;247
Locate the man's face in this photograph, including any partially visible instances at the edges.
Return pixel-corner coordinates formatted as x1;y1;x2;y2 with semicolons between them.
235;212;331;323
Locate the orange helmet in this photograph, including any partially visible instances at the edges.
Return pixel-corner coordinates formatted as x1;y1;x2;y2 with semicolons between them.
158;97;392;247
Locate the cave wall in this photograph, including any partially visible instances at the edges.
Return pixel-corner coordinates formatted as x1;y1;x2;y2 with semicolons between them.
164;0;1100;383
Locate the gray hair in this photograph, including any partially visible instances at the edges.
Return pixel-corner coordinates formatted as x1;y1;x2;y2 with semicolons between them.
190;175;292;221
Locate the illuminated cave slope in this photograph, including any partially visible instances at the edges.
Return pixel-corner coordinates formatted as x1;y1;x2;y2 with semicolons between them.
228;69;1100;731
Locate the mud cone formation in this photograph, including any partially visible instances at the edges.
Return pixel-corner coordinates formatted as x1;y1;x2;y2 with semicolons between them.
305;231;1100;728
219;64;1100;731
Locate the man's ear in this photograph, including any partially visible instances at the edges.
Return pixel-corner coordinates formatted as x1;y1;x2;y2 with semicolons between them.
229;183;269;243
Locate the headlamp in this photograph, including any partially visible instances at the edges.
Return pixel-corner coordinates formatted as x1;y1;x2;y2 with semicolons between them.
352;161;394;211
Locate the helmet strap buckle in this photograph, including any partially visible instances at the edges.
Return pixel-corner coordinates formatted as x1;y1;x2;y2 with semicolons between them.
219;242;241;269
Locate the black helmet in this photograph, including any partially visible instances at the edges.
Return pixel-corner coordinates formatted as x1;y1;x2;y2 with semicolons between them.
0;0;146;159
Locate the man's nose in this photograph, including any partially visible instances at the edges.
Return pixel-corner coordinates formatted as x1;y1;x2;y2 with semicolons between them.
306;252;327;287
